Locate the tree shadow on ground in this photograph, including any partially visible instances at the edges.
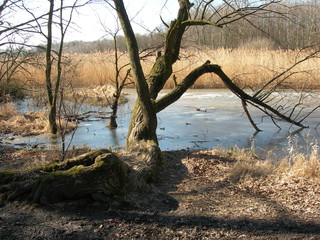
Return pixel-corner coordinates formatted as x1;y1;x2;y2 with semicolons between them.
60;150;320;233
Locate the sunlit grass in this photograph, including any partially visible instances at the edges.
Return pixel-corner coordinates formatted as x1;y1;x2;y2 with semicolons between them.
214;143;320;181
13;48;320;91
0;103;77;136
212;146;274;181
275;145;320;179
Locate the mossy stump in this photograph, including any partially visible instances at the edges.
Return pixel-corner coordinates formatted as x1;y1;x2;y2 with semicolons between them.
0;141;164;207
0;149;128;205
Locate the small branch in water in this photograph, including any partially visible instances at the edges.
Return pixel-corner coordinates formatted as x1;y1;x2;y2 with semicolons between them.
241;99;262;132
195;107;207;112
66;111;112;122
191;140;209;147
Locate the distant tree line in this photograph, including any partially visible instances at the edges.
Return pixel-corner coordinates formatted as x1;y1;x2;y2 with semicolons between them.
48;33;164;54
184;0;320;49
52;0;319;54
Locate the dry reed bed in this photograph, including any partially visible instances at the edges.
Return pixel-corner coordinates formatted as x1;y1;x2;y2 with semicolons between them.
63;85;128;107
173;48;320;89
0;103;76;136
18;48;320;90
219;146;320;181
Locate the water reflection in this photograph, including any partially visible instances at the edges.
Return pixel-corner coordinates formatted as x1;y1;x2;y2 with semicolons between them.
2;89;320;157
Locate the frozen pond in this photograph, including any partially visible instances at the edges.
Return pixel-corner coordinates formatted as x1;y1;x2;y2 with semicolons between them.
3;89;320;156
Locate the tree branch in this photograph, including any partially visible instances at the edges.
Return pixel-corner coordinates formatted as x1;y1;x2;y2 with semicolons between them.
156;60;307;129
155;60;216;112
181;19;222;28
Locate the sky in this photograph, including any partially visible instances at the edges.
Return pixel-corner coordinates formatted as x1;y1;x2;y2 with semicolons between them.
66;0;180;42
2;0;180;45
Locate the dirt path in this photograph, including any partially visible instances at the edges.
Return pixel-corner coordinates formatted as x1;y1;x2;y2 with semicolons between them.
0;148;320;239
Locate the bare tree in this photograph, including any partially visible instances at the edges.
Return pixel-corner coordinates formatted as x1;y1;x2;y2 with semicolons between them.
100;17;132;128
0;0;91;133
183;0;320;49
44;0;80;134
0;41;34;102
0;1;43;102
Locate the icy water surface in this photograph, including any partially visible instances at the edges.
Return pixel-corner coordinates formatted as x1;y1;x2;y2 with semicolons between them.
3;89;320;156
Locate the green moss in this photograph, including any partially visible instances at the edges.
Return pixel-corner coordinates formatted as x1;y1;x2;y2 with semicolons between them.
60;149;111;169
65;165;86;177
1;149;130;204
23;149;112;174
147;56;173;98
1;170;15;175
42;162;61;172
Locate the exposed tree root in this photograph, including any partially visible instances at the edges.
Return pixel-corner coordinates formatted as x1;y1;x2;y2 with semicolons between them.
0;149;129;205
0;142;164;207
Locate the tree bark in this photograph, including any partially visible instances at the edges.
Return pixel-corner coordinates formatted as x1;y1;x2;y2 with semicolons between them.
108;94;119;129
108;114;118;129
114;0;158;150
46;0;58;134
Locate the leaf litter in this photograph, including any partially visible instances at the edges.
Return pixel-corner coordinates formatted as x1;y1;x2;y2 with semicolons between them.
0;148;319;239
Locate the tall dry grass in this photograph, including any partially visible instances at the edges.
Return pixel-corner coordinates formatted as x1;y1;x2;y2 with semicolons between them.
172;48;320;89
275;144;320;179
14;48;320;90
0;103;76;136
215;144;320;181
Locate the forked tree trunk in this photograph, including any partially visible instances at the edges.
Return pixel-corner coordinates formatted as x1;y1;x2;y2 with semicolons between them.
114;0;164;175
127;100;158;149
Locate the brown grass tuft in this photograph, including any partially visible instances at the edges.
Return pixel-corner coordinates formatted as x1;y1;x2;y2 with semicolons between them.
0;103;18;120
214;145;320;182
275;146;320;179
213;146;274;181
229;160;274;182
0;106;76;136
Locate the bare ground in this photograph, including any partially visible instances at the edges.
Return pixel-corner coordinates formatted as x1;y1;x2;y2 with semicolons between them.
0;147;320;239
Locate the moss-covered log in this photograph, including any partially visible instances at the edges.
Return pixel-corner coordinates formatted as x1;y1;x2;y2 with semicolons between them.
0;142;165;206
0;149;129;205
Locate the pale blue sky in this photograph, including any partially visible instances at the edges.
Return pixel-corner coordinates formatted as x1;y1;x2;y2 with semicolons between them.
70;0;179;41
2;0;180;44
